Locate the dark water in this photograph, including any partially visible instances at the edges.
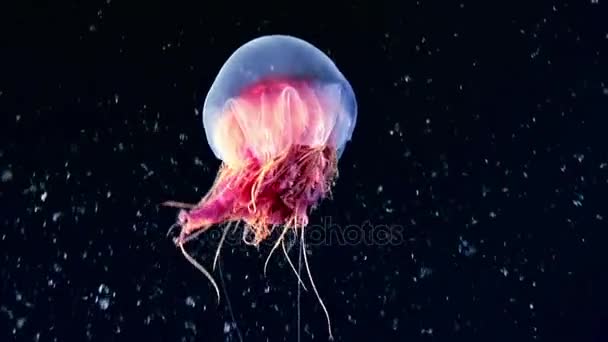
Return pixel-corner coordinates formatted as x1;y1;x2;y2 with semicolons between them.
1;2;607;341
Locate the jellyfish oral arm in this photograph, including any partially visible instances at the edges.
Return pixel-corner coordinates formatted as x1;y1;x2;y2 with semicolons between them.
171;193;234;244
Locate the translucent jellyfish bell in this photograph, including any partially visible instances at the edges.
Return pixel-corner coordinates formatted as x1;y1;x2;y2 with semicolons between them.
203;34;357;166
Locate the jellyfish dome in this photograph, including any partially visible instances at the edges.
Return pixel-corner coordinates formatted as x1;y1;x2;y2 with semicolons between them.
203;34;357;166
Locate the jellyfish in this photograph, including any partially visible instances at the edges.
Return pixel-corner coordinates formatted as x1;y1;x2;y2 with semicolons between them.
163;34;357;339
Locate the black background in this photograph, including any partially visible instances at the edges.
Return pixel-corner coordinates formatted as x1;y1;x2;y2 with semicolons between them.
1;1;607;341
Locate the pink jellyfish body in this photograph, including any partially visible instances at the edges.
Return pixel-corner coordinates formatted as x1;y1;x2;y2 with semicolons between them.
164;35;357;339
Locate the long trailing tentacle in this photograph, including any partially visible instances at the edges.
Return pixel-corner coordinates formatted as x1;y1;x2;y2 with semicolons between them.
297;231;303;342
160;201;197;209
218;257;244;342
166;222;181;237
263;223;292;276
178;242;220;304
301;224;333;340
215;223;244;342
213;221;233;271
178;225;211;245
282;235;308;291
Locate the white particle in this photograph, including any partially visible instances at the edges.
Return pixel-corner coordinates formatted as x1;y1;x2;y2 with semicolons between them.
52;212;62;222
419;267;433;278
421;328;433;335
16;317;26;329
185;296;196;307
458;238;477;257
97;297;110;310
96;284;111;310
1;169;12;182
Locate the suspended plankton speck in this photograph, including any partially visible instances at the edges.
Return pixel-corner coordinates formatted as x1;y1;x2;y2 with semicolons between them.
1;169;13;182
